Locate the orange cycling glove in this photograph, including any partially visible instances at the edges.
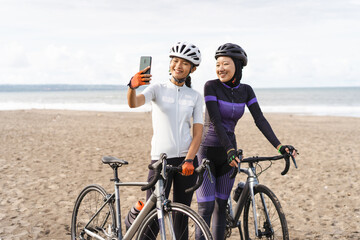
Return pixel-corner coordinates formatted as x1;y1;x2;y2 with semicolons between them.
128;69;150;89
182;159;194;176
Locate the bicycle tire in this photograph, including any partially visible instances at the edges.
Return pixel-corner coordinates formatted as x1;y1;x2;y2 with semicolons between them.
71;184;116;240
136;202;213;240
243;184;289;240
224;201;234;239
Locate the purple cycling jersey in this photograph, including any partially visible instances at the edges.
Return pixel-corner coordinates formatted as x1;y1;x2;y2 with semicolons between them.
201;79;280;152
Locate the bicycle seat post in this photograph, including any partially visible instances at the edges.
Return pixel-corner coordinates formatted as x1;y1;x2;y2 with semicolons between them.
110;164;120;183
110;164;123;239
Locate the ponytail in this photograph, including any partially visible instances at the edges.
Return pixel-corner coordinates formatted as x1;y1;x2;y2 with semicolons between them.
185;76;192;88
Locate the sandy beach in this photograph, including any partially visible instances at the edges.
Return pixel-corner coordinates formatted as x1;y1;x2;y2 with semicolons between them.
0;110;359;239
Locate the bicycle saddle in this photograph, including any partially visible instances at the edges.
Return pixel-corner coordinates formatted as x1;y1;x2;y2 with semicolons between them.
102;156;128;165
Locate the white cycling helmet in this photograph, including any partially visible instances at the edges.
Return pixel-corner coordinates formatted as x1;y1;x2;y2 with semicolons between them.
169;42;201;66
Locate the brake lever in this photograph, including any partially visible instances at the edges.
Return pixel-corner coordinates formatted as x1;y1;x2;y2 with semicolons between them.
204;160;214;184
238;149;243;171
230;149;243;179
161;154;167;180
290;150;299;169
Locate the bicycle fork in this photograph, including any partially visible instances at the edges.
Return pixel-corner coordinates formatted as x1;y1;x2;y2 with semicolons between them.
248;174;273;238
155;179;176;240
248;180;260;237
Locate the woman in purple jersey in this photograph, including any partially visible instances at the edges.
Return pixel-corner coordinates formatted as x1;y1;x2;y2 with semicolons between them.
196;43;296;239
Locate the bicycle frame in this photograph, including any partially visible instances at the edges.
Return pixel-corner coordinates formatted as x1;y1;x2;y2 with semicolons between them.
82;172;172;240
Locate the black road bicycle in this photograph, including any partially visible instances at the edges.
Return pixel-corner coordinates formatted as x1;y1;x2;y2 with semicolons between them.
224;149;298;240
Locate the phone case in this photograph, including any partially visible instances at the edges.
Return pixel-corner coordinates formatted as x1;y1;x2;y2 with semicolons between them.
140;56;152;74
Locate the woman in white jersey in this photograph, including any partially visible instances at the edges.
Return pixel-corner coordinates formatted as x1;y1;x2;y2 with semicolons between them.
127;41;203;211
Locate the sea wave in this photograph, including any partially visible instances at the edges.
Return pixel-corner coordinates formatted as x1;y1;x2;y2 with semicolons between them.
0;102;151;112
260;105;360;117
1;102;359;117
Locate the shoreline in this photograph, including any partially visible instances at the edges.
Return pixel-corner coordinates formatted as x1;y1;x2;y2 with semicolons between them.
0;110;359;239
0;107;359;118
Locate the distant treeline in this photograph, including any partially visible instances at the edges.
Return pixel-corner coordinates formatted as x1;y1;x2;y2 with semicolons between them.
0;84;128;92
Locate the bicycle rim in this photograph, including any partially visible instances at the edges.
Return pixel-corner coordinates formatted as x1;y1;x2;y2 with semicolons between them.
243;184;289;240
71;184;116;240
136;202;213;240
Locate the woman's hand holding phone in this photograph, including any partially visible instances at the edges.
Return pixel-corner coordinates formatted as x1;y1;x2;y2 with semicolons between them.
128;67;152;89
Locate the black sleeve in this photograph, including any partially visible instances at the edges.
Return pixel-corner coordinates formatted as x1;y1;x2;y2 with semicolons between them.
204;81;235;152
246;86;281;148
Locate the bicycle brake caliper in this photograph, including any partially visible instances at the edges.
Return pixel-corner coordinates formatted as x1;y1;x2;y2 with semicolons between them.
104;194;113;203
163;199;172;212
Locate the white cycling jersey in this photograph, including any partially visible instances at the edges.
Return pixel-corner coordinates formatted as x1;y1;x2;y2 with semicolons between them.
142;81;204;160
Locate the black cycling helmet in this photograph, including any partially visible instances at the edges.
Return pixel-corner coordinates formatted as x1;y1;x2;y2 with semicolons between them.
215;43;248;67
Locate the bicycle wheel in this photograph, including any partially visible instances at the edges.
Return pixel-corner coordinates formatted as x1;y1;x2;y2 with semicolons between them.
71;184;116;240
243;184;289;240
136;202;213;240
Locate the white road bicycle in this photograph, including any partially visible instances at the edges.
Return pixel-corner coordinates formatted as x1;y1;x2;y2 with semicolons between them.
71;153;213;240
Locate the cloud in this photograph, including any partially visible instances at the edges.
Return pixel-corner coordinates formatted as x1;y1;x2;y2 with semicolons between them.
0;42;29;68
0;0;359;87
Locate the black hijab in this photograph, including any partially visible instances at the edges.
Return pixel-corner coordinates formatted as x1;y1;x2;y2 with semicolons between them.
224;58;243;88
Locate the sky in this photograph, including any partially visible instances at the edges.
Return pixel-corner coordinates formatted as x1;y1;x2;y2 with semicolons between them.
0;0;359;91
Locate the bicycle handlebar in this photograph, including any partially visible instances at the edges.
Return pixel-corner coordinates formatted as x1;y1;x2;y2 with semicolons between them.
230;149;298;178
141;154;210;193
282;152;298;175
282;154;290;175
184;159;210;194
141;153;167;191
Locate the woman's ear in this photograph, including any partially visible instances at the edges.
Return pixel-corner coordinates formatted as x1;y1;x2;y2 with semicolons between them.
191;66;197;73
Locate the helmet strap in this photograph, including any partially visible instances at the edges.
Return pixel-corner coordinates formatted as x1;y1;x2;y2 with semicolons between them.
170;65;193;85
172;76;186;84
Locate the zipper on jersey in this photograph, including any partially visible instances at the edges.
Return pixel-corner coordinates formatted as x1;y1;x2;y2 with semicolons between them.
231;88;235;119
176;87;180;157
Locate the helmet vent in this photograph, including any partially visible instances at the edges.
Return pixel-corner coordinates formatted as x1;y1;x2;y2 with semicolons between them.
180;45;186;53
184;48;191;54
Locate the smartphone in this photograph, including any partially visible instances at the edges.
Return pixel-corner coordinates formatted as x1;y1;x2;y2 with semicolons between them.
139;56;152;74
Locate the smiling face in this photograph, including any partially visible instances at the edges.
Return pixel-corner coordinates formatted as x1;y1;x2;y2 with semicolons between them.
216;56;235;83
170;57;195;82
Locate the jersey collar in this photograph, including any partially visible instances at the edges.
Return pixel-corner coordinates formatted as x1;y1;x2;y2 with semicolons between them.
218;79;241;89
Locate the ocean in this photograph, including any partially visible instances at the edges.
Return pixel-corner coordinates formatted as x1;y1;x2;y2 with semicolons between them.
0;85;359;117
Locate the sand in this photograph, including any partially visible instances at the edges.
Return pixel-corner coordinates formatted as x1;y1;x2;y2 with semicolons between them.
0;110;359;239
